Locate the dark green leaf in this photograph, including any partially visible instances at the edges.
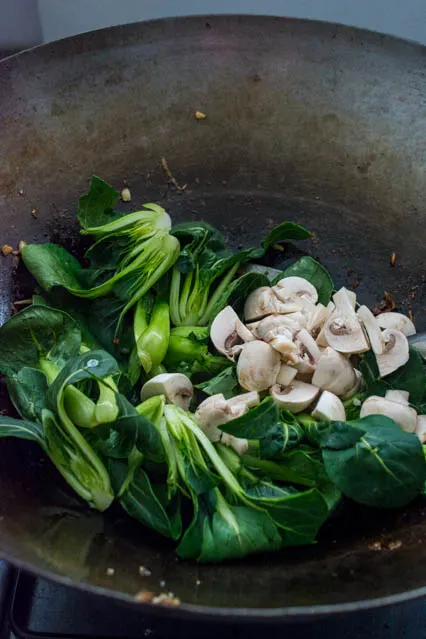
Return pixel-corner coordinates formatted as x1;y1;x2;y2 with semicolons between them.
120;467;182;539
196;366;240;399
177;489;282;562
0;305;81;378
361;348;426;404
205;272;270;321
261;221;311;250
21;244;85;292
271;256;333;305
0;415;44;445
6;368;48;422
321;415;426;508
220;397;279;440
77;175;120;229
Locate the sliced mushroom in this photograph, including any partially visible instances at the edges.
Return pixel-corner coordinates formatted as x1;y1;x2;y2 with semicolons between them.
237;341;281;391
270;380;320;414
194;392;256;443
307;303;333;340
316;301;336;347
312;391;346;422
357;305;384;354
276;363;298;386
294;329;322;376
376;329;409;377
324;288;369;354
141;373;193;410
244;287;298;321
415;415;426;443
312;346;357;396
221;432;249;456
377;312;416;337
385;389;410;405
341;369;364;400
210;306;254;360
246;320;262;338
346;290;357;309
272;277;318;310
256;314;300;341
360;396;417;432
227;391;260;410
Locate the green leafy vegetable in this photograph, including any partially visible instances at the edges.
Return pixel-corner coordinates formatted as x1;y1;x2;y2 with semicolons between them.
170;220;310;326
164;326;228;378
134;297;170;374
361;348;426;405
321;416;426;508
196;366;240;399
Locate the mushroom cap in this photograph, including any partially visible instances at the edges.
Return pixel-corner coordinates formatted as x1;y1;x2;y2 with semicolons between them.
244;287;297;321
376;329;409;377
324;312;369;354
377;312;416;337
312;347;357;396
210;305;254;360
385;389;410;405
270;380;320;413
272;276;318;307
194;394;228;441
294;329;322;376
141;373;193;410
256;314;300;341
227;391;260;409
276;363;298;387
237;341;281;391
360;395;418;432
415;415;426;443
357;305;384;354
312;390;346;422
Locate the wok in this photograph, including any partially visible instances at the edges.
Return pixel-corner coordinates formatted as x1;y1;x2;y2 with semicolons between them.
0;15;426;622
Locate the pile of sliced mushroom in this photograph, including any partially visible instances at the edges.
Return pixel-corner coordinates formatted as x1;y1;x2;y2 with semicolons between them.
139;278;424;452
208;279;425;443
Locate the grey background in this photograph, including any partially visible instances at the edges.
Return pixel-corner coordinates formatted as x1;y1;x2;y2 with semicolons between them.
1;0;426;48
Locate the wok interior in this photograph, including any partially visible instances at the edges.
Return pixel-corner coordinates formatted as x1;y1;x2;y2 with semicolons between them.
0;16;425;614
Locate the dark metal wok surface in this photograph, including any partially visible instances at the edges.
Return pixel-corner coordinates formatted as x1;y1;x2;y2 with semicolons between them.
0;15;426;620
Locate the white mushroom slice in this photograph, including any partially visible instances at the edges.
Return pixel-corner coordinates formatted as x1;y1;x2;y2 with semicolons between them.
415;415;426;443
272;276;318;308
276;363;298;386
227;391;260;410
324;288;369;354
221;432;249;456
312;347;357;397
270;381;320;414
269;333;299;358
194;393;256;443
256;314;300;341
312;391;346;422
307;304;332;339
341;369;364;400
360;396;417;433
377;312;416;337
316;302;336;347
286;312;308;329
244;287;297;321
237;341;281;391
376;329;409;377
385;390;410;405
141;373;193;410
294;329;322;375
246;320;262;338
346;290;357;309
210;306;254;361
357;305;384;355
